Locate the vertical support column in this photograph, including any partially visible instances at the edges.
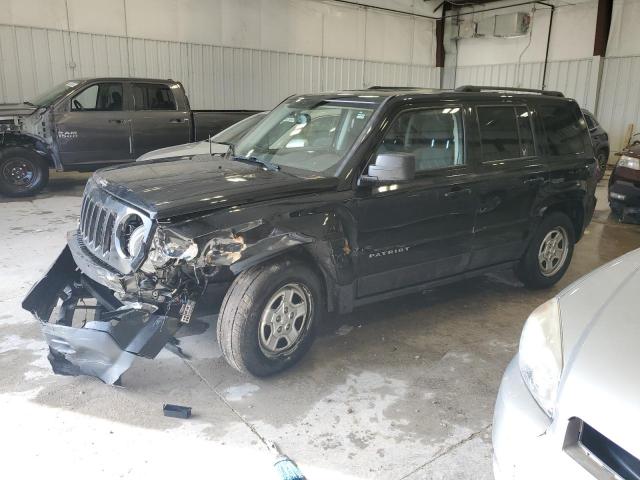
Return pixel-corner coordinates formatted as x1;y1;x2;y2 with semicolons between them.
436;2;448;88
436;5;446;68
588;55;605;114
593;0;613;57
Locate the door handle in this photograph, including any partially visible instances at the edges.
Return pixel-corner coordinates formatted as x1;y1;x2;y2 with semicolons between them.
169;118;188;123
444;187;472;199
523;176;546;185
108;119;124;124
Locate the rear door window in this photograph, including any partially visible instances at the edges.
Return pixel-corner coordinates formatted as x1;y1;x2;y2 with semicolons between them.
477;106;535;162
376;107;464;172
71;83;123;111
538;103;587;155
132;83;177;111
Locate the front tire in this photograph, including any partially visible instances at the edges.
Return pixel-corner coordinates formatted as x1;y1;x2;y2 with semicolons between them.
516;212;575;289
0;148;49;197
217;259;323;376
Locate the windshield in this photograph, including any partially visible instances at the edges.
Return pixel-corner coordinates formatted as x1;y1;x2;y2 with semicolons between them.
28;80;80;106
211;112;267;144
233;98;376;175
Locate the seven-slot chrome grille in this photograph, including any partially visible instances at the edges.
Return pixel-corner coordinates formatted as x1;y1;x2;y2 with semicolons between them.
76;177;153;274
79;194;117;255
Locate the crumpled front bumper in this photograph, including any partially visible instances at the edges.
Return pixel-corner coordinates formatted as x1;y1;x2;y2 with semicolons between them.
22;246;182;385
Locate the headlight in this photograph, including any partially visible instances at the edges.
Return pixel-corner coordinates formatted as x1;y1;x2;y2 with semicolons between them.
518;298;563;417
618;155;640;170
117;214;146;258
147;228;198;267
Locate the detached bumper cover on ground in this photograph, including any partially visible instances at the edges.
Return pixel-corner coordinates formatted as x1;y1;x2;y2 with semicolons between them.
22;246;182;384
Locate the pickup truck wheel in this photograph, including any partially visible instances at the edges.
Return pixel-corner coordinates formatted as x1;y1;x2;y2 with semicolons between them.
517;212;575;289
217;259;323;376
0;148;49;197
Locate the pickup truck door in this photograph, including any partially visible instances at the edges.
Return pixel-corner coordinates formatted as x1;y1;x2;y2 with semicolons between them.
467;103;548;269
129;82;191;158
353;105;477;299
55;82;132;167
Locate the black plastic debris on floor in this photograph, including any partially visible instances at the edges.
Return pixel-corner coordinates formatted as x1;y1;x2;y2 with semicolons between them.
163;404;192;419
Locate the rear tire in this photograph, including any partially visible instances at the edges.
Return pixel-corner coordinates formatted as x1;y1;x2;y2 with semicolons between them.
516;212;575;289
596;150;608;181
217;258;323;376
0;148;49;197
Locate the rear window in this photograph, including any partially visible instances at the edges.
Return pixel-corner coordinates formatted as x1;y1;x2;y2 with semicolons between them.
132;83;177;111
477;106;535;162
539;103;587;155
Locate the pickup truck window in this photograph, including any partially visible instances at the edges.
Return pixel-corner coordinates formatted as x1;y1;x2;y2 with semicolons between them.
376;107;464;172
234;100;375;175
539;104;587;156
478;106;534;162
132;83;177;111
71;83;123;111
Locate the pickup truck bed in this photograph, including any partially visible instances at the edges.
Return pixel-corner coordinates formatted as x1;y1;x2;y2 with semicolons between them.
192;110;260;141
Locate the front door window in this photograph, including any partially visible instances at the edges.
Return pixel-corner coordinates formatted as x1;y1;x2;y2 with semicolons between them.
71;83;123;111
376;107;464;172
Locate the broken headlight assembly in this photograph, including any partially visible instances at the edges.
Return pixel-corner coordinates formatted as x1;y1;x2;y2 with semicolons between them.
518;298;564;418
146;228;199;268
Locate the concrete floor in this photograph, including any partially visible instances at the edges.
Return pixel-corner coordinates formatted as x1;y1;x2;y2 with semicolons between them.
1;171;639;480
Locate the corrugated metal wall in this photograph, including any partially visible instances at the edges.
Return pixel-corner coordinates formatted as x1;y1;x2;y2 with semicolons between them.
454;57;595;110
597;55;640;152
0;24;440;109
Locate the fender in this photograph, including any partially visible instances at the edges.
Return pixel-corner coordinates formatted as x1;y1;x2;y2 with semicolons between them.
532;189;588;242
0;131;60;169
164;197;359;313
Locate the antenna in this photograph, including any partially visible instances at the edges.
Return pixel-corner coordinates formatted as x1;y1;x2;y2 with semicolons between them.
209;134;212;156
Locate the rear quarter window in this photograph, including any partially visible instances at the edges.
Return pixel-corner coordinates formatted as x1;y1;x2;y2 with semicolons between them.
477;105;535;162
538;102;588;156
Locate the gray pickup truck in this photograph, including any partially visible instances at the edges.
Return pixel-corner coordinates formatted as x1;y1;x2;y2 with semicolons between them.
0;77;258;196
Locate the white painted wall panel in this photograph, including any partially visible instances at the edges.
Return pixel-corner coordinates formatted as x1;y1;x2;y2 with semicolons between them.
0;24;439;109
454;58;595;110
597;55;640;152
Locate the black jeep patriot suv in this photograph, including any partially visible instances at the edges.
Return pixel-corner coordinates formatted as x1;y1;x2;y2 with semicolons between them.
24;86;597;383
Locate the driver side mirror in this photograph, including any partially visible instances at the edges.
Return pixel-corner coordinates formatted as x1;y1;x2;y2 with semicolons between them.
360;153;416;185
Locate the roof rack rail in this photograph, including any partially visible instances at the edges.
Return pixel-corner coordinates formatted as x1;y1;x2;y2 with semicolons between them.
454;85;564;97
367;86;423;90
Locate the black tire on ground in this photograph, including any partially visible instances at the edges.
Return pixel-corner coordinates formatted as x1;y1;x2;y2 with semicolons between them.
516;212;576;289
596;150;608;181
0;148;49;197
610;203;623;218
217;258;324;376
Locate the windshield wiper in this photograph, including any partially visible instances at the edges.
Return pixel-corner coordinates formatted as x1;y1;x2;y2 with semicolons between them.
209;139;279;171
23;101;38;107
231;154;280;171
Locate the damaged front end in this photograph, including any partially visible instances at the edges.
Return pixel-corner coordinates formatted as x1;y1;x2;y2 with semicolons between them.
22;175;321;384
21;178;214;384
22;244;190;384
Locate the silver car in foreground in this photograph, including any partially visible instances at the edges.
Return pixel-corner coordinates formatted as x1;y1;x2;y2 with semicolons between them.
493;248;640;479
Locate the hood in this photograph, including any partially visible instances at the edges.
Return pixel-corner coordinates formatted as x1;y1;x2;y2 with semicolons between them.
554;248;640;458
0;103;38;117
94;154;338;218
136;141;228;162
